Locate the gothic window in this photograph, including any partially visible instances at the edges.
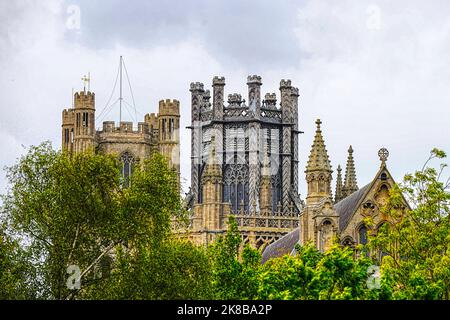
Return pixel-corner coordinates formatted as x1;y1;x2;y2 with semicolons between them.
82;112;89;127
224;164;249;214
169;118;174;140
64;128;70;144
121;152;134;188
70;129;74;143
358;224;368;245
161;119;166;140
380;172;387;181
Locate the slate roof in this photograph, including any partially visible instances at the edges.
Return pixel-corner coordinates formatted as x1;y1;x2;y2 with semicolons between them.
334;183;371;231
261;228;299;264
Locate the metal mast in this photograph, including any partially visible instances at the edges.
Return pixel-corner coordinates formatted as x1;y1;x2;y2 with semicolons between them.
119;55;123;123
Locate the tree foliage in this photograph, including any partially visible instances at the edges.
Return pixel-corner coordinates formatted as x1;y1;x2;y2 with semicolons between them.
368;148;450;299
1;145;448;300
1;142;184;299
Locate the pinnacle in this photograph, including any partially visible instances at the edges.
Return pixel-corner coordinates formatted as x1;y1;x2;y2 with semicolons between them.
343;145;358;195
306;119;332;173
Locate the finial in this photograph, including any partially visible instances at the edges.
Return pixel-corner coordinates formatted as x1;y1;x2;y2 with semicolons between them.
378;147;389;164
337;164;342;172
348;145;353;153
315;119;322;127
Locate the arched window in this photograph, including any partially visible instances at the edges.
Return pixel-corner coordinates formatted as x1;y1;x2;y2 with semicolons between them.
358;224;368;245
121;152;134;187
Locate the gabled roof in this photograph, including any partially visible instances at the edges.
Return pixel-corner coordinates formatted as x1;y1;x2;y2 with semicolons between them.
335;163;399;231
261;228;299;264
335;183;370;231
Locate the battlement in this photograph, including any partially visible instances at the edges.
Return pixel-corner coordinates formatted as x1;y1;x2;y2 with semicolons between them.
74;91;95;109
264;93;277;102
212;76;225;86
247;75;262;85
203;89;211;100
280;79;292;89
190;82;204;92
227;93;243;108
144;112;158;128
291;87;299;97
62;108;75;124
159;99;180;116
100;121;150;134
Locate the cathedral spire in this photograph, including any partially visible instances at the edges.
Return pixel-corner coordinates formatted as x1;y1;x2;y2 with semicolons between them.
306;119;332;172
305;119;333;205
343;145;358;197
335;164;344;203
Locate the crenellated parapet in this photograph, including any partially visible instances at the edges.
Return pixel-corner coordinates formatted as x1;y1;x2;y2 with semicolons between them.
74;91;95;110
159;99;180;116
263;93;277;109
227;93;243;108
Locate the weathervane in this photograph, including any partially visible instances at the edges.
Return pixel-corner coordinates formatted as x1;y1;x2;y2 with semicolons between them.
81;73;91;92
378;147;389;165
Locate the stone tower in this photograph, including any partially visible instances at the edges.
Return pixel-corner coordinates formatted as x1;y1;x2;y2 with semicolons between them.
158;99;181;184
300;119;338;248
61;86;180;184
342;145;358;197
183;75;303;248
62;90;96;153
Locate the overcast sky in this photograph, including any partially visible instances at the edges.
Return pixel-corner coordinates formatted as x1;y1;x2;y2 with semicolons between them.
1;0;449;198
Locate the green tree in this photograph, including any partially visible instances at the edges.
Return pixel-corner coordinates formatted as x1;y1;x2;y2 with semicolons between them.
92;239;212;300
0;229;36;299
1;142;182;299
257;244;372;300
209;216;261;299
369;148;450;299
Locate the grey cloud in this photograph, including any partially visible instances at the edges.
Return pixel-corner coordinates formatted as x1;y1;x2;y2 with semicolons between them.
64;0;303;70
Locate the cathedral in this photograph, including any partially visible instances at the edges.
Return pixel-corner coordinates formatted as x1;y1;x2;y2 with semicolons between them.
261;120;408;263
61;88;181;184
60;73;408;259
179;76;303;247
177;75;409;257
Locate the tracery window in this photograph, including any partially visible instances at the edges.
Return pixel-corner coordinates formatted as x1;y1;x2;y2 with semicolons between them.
358;224;368;245
121;152;134;188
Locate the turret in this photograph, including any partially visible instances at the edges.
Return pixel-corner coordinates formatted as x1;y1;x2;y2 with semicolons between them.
291;87;300;193
73;90;96;153
62;108;75;153
158;99;180;184
247;75;262;117
280;79;293;213
212;76;225;120
190;82;205;204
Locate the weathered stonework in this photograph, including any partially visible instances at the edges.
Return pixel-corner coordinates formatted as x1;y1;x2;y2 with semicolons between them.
262;120;410;263
178;76;303;249
61;90;180;184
